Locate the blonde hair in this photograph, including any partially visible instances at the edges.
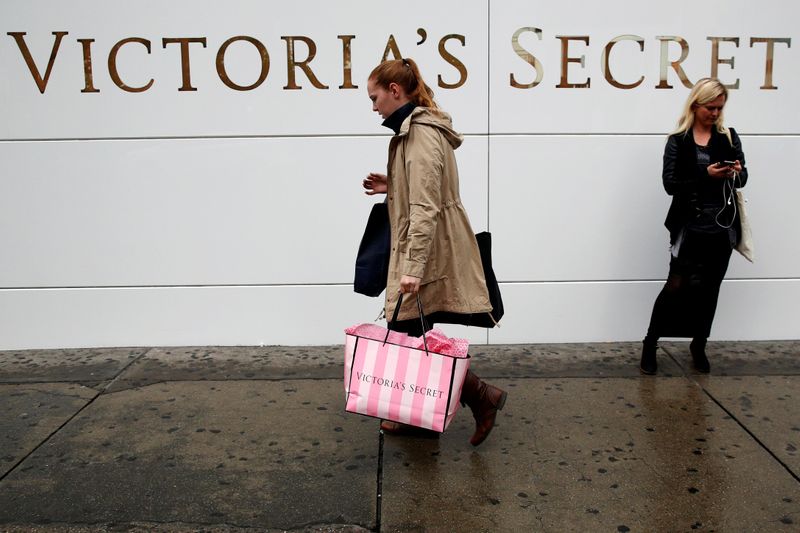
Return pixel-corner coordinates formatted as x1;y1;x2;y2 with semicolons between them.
369;58;438;110
673;78;731;143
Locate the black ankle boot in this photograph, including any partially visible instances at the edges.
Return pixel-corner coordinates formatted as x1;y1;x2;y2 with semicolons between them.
640;340;658;375
690;339;710;373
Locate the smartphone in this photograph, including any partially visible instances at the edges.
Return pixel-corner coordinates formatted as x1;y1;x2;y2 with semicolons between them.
722;160;736;167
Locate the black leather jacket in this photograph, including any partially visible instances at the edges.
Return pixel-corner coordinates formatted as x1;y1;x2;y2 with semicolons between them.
662;127;748;244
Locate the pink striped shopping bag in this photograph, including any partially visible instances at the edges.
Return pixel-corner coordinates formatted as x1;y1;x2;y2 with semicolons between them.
343;323;470;432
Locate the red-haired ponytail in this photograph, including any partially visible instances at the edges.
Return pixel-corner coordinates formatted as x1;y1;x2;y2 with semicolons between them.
369;58;438;109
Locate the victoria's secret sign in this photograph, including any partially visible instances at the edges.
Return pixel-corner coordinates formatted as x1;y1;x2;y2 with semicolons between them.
5;29;793;94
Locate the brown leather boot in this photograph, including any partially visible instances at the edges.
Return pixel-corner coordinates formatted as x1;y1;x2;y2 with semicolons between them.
460;370;507;446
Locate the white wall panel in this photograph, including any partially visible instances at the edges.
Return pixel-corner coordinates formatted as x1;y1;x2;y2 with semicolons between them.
489;135;800;281
725;136;800;279
0;0;489;138
491;0;799;133
0;136;488;287
488;279;800;344
0;286;488;350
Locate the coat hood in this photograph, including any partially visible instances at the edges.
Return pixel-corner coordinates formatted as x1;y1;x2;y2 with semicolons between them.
398;107;463;149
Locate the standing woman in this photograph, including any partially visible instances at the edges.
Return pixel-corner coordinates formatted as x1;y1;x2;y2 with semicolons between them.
641;78;748;375
362;58;507;446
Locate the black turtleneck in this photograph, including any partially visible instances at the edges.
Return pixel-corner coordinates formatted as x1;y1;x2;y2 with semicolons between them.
382;102;416;134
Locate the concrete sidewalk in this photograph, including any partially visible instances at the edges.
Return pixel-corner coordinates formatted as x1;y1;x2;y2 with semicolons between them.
1;341;798;532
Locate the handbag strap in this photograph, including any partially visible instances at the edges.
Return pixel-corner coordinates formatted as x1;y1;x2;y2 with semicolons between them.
383;293;431;356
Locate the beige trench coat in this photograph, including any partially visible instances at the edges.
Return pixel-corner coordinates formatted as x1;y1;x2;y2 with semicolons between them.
384;107;492;322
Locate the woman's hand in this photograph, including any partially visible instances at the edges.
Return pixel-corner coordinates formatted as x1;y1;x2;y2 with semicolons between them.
707;161;737;179
363;172;388;195
399;275;421;294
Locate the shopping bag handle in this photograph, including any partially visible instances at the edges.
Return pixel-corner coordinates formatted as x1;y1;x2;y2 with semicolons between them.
383;293;430;356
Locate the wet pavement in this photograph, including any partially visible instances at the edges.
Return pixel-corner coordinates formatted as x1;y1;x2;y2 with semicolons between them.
1;341;798;532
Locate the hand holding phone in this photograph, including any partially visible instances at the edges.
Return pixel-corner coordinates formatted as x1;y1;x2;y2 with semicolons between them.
708;160;737;179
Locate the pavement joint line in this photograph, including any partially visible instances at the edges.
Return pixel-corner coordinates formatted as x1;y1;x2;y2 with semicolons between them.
0;350;149;484
1;376;344;385
0;374;697;386
0;379;112;386
661;344;800;485
0;386;103;484
0;519;264;530
100;347;154;393
375;429;384;533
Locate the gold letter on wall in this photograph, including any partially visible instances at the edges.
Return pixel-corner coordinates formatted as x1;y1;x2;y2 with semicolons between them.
656;36;692;89
78;38;100;93
708;37;740;89
282;36;329;90
750;37;792;90
162;37;207;92
602;35;645;89
438;34;467;89
7;31;68;94
216;36;270;91
108;37;154;93
382;35;402;62
556;36;590;88
338;35;357;89
510;27;543;89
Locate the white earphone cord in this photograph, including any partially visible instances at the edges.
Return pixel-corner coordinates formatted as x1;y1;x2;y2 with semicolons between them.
715;170;737;229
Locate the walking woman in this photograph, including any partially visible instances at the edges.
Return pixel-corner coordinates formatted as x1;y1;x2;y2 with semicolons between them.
641;78;748;375
362;58;507;446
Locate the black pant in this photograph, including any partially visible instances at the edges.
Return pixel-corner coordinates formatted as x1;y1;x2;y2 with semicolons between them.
646;229;733;342
388;314;434;337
